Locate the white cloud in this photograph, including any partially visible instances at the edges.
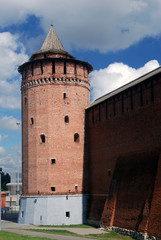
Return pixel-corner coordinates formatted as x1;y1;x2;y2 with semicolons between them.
0;32;28;109
0;0;161;52
0;116;21;131
0;134;8;142
0;146;6;156
90;60;160;101
0;145;22;179
0;153;19;177
0;32;27;79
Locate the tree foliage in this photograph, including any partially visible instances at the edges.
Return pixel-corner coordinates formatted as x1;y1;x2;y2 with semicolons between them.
1;172;11;191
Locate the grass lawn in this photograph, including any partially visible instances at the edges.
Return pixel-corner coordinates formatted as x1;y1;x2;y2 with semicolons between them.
0;231;56;240
28;229;134;239
85;231;134;239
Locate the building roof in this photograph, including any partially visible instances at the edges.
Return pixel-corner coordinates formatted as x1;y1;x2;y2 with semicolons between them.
6;183;22;186
40;24;65;52
19;25;93;71
29;24;75;60
89;66;161;108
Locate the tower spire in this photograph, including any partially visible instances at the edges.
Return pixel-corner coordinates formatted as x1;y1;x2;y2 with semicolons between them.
40;24;65;52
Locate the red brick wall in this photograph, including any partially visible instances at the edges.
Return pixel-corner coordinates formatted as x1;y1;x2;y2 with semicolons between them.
148;154;161;237
86;74;161;237
21;54;91;195
1;193;6;208
103;153;158;232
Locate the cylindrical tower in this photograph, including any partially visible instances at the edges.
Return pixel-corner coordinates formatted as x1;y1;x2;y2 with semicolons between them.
18;25;93;225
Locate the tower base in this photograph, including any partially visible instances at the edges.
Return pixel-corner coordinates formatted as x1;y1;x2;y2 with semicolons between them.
18;194;89;225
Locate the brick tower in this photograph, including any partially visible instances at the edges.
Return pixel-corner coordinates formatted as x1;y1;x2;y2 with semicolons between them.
18;25;93;225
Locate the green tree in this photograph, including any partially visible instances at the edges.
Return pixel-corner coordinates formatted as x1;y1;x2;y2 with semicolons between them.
1;172;11;191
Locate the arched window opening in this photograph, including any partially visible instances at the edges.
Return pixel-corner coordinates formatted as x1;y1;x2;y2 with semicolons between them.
24;97;27;105
65;115;69;123
75;185;78;192
63;92;67;99
74;133;79;143
40;134;45;143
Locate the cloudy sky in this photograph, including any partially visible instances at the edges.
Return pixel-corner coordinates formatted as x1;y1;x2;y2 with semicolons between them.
0;0;161;180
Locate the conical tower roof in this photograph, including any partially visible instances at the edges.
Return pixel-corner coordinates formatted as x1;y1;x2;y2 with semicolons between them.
30;24;74;60
40;24;65;52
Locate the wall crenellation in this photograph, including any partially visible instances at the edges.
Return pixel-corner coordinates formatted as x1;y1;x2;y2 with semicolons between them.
21;59;90;83
88;75;161;126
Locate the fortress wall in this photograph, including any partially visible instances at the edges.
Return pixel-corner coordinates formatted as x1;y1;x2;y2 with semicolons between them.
147;154;161;237
86;73;161;237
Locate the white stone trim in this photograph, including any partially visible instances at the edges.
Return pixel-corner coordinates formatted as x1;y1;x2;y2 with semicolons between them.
21;78;90;91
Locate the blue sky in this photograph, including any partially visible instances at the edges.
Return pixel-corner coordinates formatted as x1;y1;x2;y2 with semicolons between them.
0;0;161;180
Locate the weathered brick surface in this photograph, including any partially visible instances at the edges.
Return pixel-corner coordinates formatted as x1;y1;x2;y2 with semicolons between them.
147;154;161;238
20;44;161;237
86;75;161;237
21;52;91;195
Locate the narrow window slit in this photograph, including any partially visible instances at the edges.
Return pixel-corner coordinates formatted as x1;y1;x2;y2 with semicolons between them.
74;133;79;142
24;97;27;105
40;134;45;143
30;117;34;125
64;61;66;74
65;115;69;123
52;61;55;74
74;64;77;75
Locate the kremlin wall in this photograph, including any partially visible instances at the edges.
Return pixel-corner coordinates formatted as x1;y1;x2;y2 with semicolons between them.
86;68;161;238
18;25;161;238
